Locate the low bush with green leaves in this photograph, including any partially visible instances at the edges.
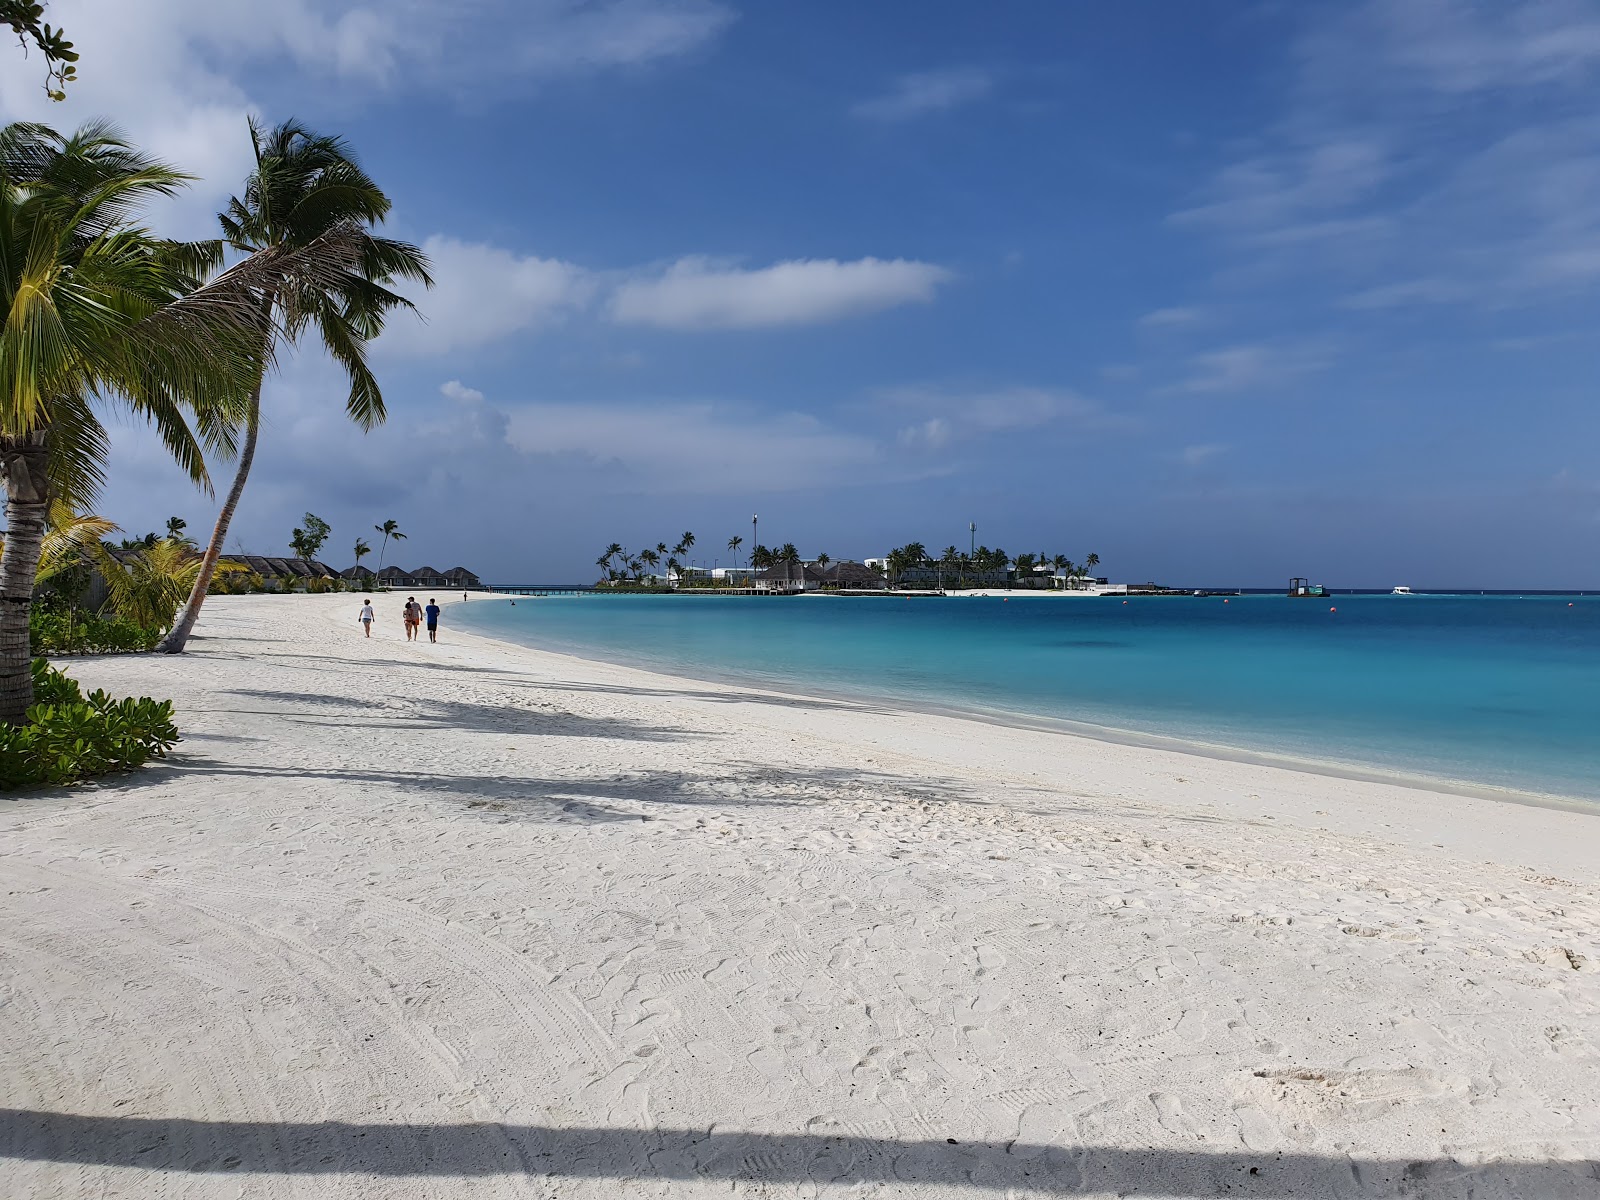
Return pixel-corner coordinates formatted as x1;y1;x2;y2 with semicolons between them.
30;606;165;655
0;660;180;790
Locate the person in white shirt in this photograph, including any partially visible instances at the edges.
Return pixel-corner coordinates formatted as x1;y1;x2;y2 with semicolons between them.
358;599;376;637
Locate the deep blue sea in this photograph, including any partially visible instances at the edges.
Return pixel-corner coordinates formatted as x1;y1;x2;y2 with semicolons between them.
454;594;1600;803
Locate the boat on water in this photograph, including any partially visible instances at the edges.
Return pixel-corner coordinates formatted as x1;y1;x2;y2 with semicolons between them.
1391;586;1414;595
1288;577;1330;599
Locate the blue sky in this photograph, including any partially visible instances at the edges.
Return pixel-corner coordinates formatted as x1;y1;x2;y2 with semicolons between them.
5;0;1600;586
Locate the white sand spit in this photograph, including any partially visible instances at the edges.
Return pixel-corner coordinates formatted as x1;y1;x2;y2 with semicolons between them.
2;593;1598;1198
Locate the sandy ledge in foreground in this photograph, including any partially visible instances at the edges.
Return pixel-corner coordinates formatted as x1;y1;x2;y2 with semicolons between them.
2;592;1597;1199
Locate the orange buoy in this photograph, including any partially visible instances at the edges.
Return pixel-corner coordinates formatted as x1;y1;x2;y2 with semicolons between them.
1330;606;1337;613
1223;598;1229;603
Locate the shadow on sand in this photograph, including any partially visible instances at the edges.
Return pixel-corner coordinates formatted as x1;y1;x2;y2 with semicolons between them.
133;757;1022;827
2;1110;1594;1197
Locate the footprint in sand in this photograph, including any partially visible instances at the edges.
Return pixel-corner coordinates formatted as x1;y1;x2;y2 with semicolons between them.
1231;1102;1281;1151
1150;1091;1202;1139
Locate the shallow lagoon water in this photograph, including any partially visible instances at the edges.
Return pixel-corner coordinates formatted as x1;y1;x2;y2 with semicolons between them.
456;593;1600;803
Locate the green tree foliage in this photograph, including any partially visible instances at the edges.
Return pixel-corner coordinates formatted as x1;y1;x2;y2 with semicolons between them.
0;121;263;723
0;660;178;790
289;511;331;560
2;2;76;100
162;118;432;653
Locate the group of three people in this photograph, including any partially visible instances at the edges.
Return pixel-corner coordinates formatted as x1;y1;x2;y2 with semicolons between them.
357;596;442;642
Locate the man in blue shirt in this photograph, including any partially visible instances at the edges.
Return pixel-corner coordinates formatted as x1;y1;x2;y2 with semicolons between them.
424;599;442;643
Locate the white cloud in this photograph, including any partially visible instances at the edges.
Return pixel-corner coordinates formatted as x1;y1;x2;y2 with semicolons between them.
504;400;879;491
881;384;1117;450
610;256;953;330
439;380;485;404
898;418;952;451
383;237;594;356
0;0;733;232
1169;0;1600;307
852;67;994;121
1180;443;1228;466
1165;342;1333;395
1138;306;1206;328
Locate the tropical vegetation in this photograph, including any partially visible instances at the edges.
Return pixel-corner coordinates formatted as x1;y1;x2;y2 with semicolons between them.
288;512;331;561
596;530;1103;592
0;120;268;723
0;658;178;790
160;118;431;654
3;1;76;99
373;519;406;570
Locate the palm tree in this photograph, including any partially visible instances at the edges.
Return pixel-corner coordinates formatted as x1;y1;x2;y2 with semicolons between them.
815;552;831;569
639;548;661;581
96;539;242;631
372;519;406;572
352;536;370;574
1085;552;1100;578
726;535;742;568
0;121;260;721
160;117;431;652
1;502;116;591
165;516;187;540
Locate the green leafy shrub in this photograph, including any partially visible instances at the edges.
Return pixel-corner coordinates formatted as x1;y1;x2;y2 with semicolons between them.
307;576;332;594
0;660;180;790
30;606;164;655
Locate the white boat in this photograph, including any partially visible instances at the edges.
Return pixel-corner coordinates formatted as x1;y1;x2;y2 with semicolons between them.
1391;586;1413;595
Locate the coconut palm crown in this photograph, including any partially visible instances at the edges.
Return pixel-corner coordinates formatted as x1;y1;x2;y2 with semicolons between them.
0;120;260;721
162;117;431;652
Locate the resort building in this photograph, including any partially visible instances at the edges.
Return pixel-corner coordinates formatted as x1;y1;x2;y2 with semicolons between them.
356;565;482;588
222;555;338;582
755;561;886;593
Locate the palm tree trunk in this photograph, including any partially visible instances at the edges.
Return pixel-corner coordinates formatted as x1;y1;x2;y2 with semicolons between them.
158;383;261;654
0;433;53;725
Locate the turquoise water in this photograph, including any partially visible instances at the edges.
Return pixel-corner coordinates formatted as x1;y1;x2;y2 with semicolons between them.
455;594;1600;802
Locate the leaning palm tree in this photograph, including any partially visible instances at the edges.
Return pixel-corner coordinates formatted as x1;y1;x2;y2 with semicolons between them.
0;121;262;721
352;536;370;573
160;118;431;652
373;519;405;571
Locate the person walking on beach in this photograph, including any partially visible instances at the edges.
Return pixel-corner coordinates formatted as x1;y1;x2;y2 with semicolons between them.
402;596;422;641
358;598;375;637
425;598;441;643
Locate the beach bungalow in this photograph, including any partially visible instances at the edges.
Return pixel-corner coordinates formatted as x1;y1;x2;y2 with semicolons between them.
232;555;337;581
816;561;884;591
341;564;376;583
755;561;824;593
442;566;481;588
375;565;412;587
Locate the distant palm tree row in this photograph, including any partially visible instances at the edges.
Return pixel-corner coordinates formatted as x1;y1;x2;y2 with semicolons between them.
596;532;697;584
887;543;1101;588
595;531;1099;590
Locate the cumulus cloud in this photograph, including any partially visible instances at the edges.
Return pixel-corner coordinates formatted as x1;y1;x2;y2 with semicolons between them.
852;67;994;121
382;237;594;356
609;257;953;330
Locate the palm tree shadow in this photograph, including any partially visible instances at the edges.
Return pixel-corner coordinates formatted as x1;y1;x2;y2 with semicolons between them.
132;758;1010;827
2;1110;1593;1196
216;688;704;743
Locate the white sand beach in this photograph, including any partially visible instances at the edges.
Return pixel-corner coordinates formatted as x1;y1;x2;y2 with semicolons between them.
3;593;1598;1198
